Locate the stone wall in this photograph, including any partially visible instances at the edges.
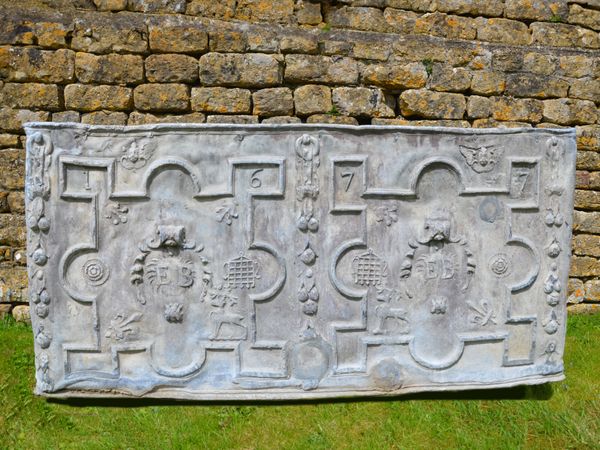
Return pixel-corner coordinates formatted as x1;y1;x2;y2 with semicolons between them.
0;0;599;314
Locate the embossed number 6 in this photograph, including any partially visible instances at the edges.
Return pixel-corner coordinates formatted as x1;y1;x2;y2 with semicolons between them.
250;169;263;188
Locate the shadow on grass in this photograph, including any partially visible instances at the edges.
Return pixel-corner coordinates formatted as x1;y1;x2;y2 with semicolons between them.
48;383;554;408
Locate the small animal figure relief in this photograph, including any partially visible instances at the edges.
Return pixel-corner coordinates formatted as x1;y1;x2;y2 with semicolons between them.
545;207;564;228
105;312;143;340
543;310;560;335
352;249;388;287
459;142;503;173
207;287;245;340
104;202;129;225
119;139;156;171
373;287;409;335
223;253;260;289
467;299;497;326
216;202;239;225
430;296;448;315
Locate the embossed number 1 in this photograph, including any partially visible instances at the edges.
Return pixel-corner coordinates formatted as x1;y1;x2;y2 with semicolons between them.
341;171;354;192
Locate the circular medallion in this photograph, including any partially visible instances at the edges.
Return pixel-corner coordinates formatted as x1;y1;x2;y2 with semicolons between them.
83;258;110;286
489;253;511;278
370;358;404;392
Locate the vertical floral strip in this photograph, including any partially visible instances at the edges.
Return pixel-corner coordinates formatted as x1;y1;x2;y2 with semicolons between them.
26;131;54;392
295;134;320;317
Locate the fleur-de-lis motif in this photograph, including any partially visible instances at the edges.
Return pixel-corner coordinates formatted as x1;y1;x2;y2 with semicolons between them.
104;202;129;225
105;312;143;340
375;206;399;226
216;202;239;225
467;299;497;326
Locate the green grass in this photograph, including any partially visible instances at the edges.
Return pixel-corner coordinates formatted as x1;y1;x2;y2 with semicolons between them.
327;105;340;116
422;58;434;77
1;314;599;449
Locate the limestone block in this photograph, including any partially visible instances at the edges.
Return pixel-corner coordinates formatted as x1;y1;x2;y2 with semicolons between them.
133;84;189;113
12;305;30;324
81;111;128;125
186;0;236;18
252;88;294;117
399;89;466;119
285;55;358;85
362;62;427;90
128;112;206;125
149;24;208;53
294;85;332;116
192;88;251;114
543;99;598;125
206;115;259;123
75;53;144;85
1;83;60;111
475;18;531;46
200;53;282;88
332;87;396;118
65;84;132;112
531;23;600;49
0;47;74;84
145;55;199;83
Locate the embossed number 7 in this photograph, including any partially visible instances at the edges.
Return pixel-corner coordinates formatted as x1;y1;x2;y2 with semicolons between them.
341;171;354;192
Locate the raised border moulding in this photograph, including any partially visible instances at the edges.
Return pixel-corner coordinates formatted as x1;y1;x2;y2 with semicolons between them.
24;123;575;400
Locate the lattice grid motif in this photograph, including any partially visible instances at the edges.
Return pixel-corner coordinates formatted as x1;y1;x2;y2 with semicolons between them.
352;249;387;287
224;254;258;289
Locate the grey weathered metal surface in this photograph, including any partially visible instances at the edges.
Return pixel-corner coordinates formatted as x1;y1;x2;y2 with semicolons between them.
24;123;575;399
